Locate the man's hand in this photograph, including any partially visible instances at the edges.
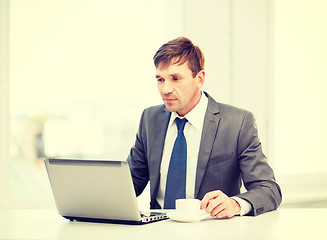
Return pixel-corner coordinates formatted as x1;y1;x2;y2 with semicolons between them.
200;190;241;218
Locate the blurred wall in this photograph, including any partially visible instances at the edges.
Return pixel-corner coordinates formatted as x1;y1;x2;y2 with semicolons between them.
1;0;327;208
274;0;327;205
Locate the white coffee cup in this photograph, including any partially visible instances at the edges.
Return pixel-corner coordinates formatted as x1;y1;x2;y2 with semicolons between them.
175;199;204;217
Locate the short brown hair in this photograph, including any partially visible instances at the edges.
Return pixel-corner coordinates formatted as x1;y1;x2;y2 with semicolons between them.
153;37;205;78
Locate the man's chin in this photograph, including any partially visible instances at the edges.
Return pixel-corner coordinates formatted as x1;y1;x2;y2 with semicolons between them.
164;104;178;113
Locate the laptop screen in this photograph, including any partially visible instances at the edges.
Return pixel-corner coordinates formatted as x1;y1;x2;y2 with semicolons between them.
45;159;142;222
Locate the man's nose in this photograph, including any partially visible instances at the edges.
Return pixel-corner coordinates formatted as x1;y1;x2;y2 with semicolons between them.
161;81;173;95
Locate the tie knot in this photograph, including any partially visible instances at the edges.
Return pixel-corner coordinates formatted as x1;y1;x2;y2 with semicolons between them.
175;118;188;131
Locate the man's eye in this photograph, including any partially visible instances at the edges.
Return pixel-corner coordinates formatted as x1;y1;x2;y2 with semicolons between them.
157;78;164;83
173;77;180;81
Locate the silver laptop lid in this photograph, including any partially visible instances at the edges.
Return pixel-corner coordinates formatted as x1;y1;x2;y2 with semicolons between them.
45;159;142;222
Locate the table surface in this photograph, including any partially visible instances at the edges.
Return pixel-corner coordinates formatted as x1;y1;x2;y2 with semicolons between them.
0;208;325;240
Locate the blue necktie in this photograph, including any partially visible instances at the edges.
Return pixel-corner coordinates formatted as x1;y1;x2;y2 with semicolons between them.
164;118;188;209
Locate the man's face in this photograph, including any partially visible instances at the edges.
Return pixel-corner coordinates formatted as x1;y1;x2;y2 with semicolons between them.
155;61;204;116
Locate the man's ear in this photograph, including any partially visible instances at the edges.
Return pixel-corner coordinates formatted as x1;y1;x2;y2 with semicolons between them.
196;70;205;88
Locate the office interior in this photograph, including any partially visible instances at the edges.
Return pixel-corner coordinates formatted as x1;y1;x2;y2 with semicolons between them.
1;0;327;210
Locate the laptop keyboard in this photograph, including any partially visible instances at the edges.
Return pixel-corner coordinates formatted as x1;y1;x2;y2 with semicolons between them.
140;212;168;223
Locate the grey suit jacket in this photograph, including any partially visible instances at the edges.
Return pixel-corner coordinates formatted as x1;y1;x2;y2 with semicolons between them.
127;92;282;216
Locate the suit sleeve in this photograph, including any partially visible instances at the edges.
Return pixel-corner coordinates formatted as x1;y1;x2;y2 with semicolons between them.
236;112;282;216
127;110;149;197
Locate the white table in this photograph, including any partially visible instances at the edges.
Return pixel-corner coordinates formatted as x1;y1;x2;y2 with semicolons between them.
0;208;325;240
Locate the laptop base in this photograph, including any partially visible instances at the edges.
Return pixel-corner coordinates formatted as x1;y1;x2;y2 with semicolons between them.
64;214;168;225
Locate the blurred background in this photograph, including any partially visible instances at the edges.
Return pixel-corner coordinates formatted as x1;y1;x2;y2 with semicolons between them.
1;0;326;209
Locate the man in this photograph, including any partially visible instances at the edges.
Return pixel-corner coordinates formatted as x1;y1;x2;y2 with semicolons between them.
127;37;281;218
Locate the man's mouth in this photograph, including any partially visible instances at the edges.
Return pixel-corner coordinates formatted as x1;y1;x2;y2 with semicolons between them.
164;98;177;103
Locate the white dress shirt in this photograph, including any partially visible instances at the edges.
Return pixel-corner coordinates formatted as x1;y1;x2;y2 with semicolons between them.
156;92;208;207
156;92;251;216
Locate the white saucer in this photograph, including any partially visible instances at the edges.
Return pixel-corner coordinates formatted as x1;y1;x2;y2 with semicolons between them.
167;211;208;222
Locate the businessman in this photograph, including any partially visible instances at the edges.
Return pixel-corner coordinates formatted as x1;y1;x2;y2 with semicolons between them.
127;37;282;218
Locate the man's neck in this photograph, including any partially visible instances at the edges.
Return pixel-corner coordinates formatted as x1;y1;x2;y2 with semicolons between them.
177;91;202;117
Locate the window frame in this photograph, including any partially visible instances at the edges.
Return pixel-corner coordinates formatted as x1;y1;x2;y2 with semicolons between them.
0;0;10;208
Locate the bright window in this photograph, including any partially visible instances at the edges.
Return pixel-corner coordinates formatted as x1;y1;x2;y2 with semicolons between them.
9;0;166;205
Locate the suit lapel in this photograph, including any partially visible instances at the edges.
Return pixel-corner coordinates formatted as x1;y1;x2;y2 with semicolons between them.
149;107;171;202
194;93;221;198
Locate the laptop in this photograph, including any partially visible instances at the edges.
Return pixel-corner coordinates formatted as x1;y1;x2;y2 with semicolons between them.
44;158;168;225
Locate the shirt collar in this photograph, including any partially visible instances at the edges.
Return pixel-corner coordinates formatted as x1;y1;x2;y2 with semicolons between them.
169;92;208;130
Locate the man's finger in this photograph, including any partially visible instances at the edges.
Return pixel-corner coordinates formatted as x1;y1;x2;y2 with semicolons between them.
210;201;226;216
205;194;224;213
200;190;222;209
216;208;229;218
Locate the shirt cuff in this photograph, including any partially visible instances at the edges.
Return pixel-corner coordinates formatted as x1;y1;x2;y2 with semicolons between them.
231;196;252;216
